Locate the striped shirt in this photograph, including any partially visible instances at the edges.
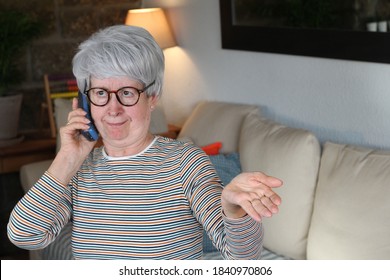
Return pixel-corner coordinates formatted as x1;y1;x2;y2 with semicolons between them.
8;136;262;259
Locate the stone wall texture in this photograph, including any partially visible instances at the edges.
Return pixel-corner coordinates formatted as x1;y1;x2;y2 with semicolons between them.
1;0;141;131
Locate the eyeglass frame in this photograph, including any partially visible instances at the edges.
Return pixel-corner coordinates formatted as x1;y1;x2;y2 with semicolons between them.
83;80;155;107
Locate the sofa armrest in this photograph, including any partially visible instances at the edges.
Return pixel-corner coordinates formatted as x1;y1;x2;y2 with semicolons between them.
19;160;52;193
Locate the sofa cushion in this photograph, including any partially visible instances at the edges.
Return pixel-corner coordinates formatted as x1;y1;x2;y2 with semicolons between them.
178;101;260;153
201;142;222;155
209;152;241;187
307;142;390;259
239;113;321;259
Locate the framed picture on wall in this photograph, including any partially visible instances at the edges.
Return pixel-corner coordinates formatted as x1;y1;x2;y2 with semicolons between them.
220;0;390;64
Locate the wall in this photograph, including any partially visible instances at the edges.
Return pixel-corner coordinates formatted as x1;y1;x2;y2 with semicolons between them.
145;0;390;150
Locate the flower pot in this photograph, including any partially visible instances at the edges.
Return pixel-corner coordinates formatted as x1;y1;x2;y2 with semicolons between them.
0;94;23;141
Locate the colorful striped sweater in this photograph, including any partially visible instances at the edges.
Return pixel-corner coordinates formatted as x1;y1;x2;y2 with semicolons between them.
8;137;263;259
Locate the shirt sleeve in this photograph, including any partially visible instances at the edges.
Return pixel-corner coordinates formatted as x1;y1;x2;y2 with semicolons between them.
222;213;263;259
179;144;263;259
7;171;73;250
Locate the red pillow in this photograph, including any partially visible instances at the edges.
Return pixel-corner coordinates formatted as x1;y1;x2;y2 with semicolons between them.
201;142;222;155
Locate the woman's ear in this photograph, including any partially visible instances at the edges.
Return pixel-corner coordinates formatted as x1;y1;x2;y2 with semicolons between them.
149;94;159;111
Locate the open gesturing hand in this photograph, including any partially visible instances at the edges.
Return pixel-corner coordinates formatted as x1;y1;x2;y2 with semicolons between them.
221;172;283;222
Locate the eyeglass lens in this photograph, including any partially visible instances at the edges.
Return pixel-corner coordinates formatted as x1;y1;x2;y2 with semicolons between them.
87;87;140;106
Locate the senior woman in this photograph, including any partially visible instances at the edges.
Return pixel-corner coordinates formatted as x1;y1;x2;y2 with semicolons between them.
8;25;282;260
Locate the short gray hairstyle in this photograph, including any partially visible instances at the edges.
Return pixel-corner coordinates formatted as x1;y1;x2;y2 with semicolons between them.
72;25;164;97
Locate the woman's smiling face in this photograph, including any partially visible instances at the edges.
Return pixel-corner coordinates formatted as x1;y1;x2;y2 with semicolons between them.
90;76;158;149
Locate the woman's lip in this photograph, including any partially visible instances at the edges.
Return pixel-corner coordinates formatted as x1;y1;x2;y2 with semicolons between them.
106;120;127;126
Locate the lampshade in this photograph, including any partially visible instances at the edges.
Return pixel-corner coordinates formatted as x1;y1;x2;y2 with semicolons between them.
125;8;176;49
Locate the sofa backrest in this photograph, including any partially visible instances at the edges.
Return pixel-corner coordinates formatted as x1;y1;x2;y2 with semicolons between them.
178;101;260;153
239;113;321;259
307;142;390;259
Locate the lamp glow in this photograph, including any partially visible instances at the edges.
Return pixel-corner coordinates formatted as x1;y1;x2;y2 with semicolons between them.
125;8;176;49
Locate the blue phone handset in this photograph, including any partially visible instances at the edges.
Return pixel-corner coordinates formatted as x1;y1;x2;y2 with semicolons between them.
78;80;99;141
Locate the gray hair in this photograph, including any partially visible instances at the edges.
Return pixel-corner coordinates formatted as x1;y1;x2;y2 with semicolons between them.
72;25;164;97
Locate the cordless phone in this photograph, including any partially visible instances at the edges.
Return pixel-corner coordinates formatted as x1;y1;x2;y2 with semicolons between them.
78;90;99;141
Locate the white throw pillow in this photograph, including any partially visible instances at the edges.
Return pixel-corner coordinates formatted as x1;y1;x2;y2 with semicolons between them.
239;113;321;259
307;142;390;259
178;101;260;153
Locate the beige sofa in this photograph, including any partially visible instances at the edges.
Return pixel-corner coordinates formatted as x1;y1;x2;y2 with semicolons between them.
19;100;390;260
179;101;390;260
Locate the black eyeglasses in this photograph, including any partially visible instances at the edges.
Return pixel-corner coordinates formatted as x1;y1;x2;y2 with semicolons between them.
84;81;155;107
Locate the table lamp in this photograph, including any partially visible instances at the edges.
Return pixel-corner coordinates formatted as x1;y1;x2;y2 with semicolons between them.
125;8;176;49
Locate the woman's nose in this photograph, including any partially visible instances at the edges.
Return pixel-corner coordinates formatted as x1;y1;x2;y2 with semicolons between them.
107;93;123;116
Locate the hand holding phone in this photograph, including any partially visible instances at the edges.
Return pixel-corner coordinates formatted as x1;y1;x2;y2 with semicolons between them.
78;91;99;141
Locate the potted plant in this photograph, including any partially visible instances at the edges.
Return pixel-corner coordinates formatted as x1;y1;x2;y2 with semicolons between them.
0;9;42;143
